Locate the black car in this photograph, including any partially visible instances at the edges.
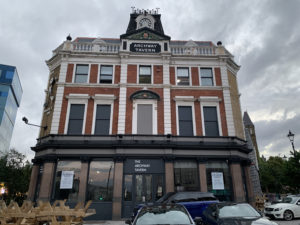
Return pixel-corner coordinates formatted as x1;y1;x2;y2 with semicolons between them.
126;204;202;225
133;192;218;220
200;202;278;225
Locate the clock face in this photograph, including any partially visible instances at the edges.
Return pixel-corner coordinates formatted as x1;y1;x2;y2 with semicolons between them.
139;18;152;28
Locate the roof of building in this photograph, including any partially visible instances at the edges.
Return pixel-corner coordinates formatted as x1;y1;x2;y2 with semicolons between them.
243;111;254;126
73;37;214;47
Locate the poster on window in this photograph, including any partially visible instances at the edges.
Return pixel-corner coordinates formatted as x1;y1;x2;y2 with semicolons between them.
211;172;224;190
60;171;74;189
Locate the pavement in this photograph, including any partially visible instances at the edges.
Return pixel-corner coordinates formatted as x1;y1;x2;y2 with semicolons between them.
84;221;125;225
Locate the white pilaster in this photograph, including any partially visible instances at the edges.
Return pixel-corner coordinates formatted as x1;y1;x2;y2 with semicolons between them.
164;88;171;134
58;61;68;83
221;66;235;136
117;61;128;134
50;86;64;134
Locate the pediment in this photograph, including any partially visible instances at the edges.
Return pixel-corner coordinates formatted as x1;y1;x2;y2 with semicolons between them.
120;27;170;41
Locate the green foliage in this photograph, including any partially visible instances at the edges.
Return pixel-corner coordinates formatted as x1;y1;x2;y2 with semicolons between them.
0;149;32;205
259;151;300;194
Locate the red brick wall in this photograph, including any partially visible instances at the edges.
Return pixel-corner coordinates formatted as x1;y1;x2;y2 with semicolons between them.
58;87;120;134
215;67;222;86
89;64;98;83
170;67;175;85
125;88;164;134
65;64;74;82
191;67;200;86
114;65;121;84
170;89;228;136
154;65;163;84
127;65;137;83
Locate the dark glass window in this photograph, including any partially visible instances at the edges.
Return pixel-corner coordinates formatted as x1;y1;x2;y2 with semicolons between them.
203;106;219;136
200;68;213;86
94;105;111;135
177;68;189;86
123;175;132;201
53;161;81;201
174;160;198;191
178;106;193;136
139;66;151;84
87;161;114;201
67;104;85;135
75;64;88;83
100;65;113;84
137;104;152;134
206;161;232;201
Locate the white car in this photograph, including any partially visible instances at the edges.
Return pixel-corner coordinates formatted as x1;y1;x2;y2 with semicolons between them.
264;195;300;221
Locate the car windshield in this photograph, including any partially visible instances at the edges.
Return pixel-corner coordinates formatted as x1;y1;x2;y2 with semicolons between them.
282;197;298;204
135;205;193;225
218;204;261;218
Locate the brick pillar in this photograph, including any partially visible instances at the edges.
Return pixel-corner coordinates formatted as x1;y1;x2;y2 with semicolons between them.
112;160;124;220
27;164;40;201
198;162;207;192
244;164;255;205
230;162;246;202
78;161;89;202
165;160;174;193
38;161;56;201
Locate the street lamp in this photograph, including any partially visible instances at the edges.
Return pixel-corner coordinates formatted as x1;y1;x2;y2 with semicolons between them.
287;130;295;153
22;117;47;130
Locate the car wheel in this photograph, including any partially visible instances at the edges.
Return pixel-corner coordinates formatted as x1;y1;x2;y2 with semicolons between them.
283;210;293;221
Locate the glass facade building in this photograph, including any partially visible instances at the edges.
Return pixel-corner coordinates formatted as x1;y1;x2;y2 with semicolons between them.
0;64;22;152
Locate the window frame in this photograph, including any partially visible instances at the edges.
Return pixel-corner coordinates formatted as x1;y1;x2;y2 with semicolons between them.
92;98;114;135
64;95;89;135
73;64;90;84
200;101;222;136
132;99;157;134
98;64;115;84
138;65;153;84
176;67;191;86
199;67;215;86
176;101;196;136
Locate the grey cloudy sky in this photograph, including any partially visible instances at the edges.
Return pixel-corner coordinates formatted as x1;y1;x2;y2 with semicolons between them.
0;0;299;160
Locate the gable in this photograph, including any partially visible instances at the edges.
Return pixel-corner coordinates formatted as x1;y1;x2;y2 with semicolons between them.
120;27;170;41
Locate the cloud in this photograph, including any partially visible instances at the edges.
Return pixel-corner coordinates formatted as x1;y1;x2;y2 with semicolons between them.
1;0;299;161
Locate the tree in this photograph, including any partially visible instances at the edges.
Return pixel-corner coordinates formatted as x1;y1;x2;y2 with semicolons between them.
0;149;32;204
284;150;300;193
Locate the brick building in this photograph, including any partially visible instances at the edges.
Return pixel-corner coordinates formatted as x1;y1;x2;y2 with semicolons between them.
28;9;254;220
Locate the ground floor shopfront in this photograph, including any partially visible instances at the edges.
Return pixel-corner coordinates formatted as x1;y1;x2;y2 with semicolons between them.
28;135;254;220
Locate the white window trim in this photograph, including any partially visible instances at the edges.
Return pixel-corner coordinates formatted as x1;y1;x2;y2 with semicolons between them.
199;67;216;86
175;66;191;86
91;95;115;135
98;64;115;84
72;63;91;84
132;99;157;134
64;94;89;134
137;64;153;84
175;100;196;136
200;98;222;136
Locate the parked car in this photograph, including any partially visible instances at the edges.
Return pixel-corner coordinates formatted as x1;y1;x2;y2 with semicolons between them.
264;195;300;221
132;192;218;220
126;204;202;225
200;202;278;225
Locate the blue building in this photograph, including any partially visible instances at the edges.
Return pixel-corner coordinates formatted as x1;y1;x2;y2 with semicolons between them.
0;64;22;152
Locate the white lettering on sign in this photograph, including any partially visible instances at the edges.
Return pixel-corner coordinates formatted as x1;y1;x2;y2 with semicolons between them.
134;160;151;172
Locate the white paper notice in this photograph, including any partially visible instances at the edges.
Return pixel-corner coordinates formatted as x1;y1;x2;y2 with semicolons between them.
211;172;224;190
60;171;74;189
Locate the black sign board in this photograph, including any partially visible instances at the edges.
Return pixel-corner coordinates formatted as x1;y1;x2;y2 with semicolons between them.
124;159;163;174
130;43;161;53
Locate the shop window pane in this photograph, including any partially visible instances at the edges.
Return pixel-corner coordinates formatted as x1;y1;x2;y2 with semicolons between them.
206;161;232;201
145;175;152;202
174;160;198;191
155;175;164;200
87;161;114;201
53;161;81;201
124;175;132;201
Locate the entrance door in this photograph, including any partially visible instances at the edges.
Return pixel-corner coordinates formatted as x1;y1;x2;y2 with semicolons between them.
122;174;164;218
